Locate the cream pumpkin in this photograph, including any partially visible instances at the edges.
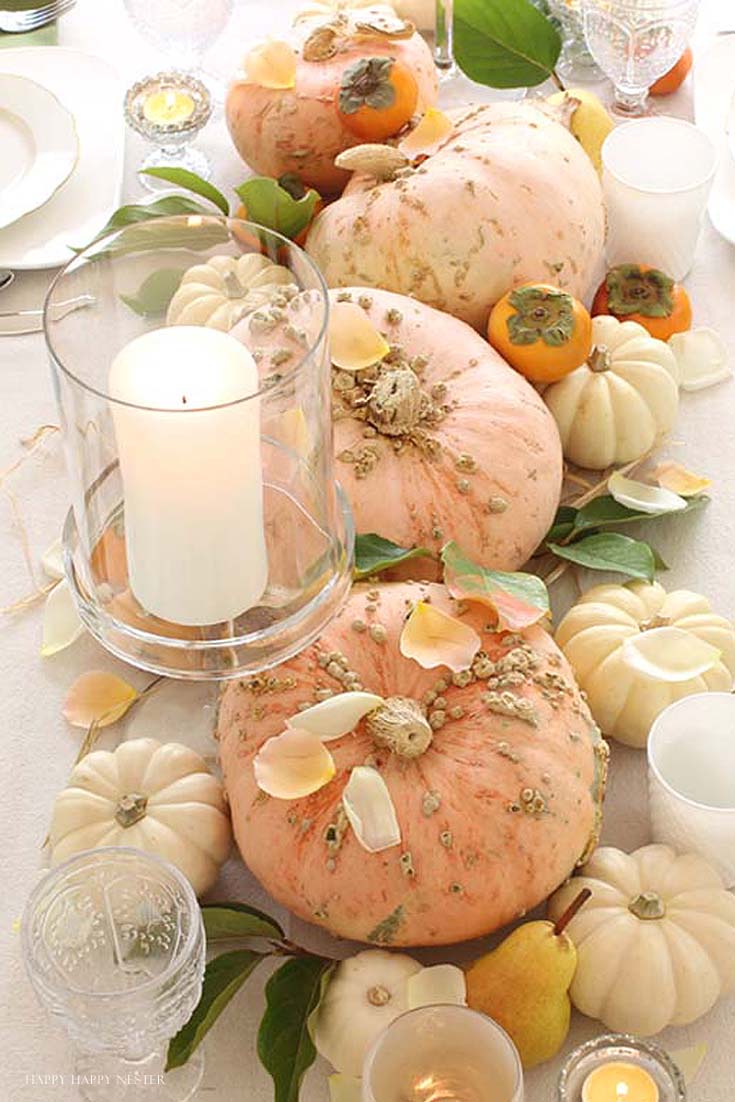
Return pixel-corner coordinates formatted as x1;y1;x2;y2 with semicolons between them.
555;581;735;748
548;844;735;1035
225;5;437;195
50;738;232;896
166;254;296;331
544;315;680;469
218;581;608;946
306;101;605;330
231;286;563;575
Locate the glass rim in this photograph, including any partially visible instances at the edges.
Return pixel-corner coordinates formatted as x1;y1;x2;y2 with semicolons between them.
647;691;735;814
21;845;203;1000
42;214;330;414
360;1004;523;1101
602;117;718;197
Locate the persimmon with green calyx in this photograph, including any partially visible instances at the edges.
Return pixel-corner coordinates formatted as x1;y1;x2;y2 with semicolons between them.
337;56;418;141
591;264;692;341
487;283;592;384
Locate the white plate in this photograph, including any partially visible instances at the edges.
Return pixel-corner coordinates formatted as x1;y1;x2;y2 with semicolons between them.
0;74;78;231
693;36;735;246
0;49;124;270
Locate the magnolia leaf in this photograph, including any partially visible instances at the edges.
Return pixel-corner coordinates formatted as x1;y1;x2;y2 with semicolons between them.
41;537;64;580
570;493;709;534
546;533;656;581
329;302;390;371
399;108;454;157
288;692;384;742
354;533;432;579
77;194;212;251
441;541;549;630
166;950;265;1071
669;328;730;391
329;1075;363;1102
653;461;711;497
258;956;335;1102
545;505;578;543
62;670;139;729
254;728;336;799
120;268;185;318
608;472;687;515
234;176;320;241
621;627;721;682
41;579;84;657
342;766;401;853
400;601;481;672
140;168;230;215
242;39;298;90
454;0;562;89
202;902;284;942
406;964;467;1009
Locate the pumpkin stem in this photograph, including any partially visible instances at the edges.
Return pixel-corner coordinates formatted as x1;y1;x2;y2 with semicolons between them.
368;367;423;436
115;793;148;828
366;696;433;758
629;890;666;920
553;887;592;935
640;613;672;631
367;984;392;1006
223;270;244;299
587;344;612;373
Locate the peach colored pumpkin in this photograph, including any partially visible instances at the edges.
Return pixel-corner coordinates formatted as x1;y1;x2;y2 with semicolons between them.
306;101;605;329
219;581;608;946
231;286;563;575
225;6;437;195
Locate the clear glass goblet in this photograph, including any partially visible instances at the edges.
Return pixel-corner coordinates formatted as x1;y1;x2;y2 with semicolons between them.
581;0;700;117
22;847;205;1102
547;0;603;82
434;0;526;106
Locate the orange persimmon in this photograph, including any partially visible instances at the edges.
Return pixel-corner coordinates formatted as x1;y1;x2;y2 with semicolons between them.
650;48;693;96
591;264;692;340
487;283;592;384
337;56;418;141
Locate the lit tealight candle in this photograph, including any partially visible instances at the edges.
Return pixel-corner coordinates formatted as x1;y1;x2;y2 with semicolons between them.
143;88;195;125
582;1062;660;1102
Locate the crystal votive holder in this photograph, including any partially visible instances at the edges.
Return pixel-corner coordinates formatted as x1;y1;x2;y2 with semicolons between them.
44;215;354;679
362;1005;524;1102
124;71;213;185
558;1034;687;1102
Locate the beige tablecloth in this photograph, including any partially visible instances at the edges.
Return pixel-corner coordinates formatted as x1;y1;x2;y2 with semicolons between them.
1;1;734;1099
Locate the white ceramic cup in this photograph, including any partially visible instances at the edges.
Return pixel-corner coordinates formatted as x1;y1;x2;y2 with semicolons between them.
361;1005;523;1102
602;117;718;280
647;692;735;887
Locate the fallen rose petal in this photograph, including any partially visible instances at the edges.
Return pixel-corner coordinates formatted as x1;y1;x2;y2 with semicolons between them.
652;461;711;497
608;471;687;515
254;728;336;799
669;328;731;391
406;964;467;1009
670;1043;708;1086
288;691;384;741
400;601;481;672
441;541;548;631
41;537;65;581
41;579;84;657
63;671;138;729
342;765;401;853
622;627;721;682
328;1076;363;1102
329;301;390;371
241;40;297;89
399;108;453;158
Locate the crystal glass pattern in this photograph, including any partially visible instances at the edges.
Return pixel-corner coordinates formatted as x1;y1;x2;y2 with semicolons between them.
123;0;233;72
44;216;353;679
558;1033;687;1102
22;848;205;1102
433;0;526;106
582;0;700;116
547;0;602;81
124;71;213;185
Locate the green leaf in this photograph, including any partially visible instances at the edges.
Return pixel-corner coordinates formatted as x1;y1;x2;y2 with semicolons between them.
547;533;657;581
354;533;433;579
651;546;670;572
257;956;334;1102
120;267;185;318
77;194;211;251
234;177;320;241
545;505;578;543
454;0;562;89
440;540;549;628
166;950;265;1071
202;902;284;942
141;168;230;215
573;494;709;533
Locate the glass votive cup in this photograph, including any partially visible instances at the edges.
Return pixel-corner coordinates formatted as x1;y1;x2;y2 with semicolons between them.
558;1033;686;1102
647;691;735;887
602;117;717;279
361;1005;523;1102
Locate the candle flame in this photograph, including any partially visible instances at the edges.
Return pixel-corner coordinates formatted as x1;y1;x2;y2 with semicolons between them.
616;1085;630;1099
164;90;176;110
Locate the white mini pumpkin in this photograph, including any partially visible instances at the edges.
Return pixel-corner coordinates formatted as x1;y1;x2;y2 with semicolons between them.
166;254;296;331
555;580;735;747
548;844;735;1036
544;316;679;469
49;738;232;896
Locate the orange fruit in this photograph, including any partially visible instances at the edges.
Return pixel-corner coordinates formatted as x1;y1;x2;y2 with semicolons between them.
650;48;693;96
337;56;418;141
487;283;592;384
591;264;692;340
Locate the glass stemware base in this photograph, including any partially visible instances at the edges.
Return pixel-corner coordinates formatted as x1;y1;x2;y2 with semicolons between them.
74;1050;204;1102
139;145;212;187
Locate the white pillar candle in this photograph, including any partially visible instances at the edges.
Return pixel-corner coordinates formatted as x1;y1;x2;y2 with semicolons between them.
109;325;268;626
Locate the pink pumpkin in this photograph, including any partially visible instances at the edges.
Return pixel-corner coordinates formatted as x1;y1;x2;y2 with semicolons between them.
225;6;438;195
219;581;608;946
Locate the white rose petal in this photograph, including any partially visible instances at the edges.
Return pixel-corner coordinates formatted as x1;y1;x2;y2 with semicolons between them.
621;627;721;682
288;691;383;742
406;964;467;1009
608;471;687;515
342;766;401;853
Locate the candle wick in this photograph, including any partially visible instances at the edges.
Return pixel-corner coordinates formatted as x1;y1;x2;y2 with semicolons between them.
182;395;187;405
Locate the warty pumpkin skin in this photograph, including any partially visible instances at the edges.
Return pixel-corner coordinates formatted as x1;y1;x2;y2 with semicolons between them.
306;101;605;329
218;581;609;947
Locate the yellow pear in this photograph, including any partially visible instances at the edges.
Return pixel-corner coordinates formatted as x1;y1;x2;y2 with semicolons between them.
465;890;590;1069
547;88;613;174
